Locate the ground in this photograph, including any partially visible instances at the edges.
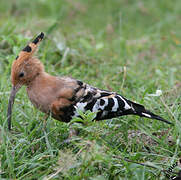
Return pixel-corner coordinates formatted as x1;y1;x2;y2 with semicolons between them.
0;0;181;179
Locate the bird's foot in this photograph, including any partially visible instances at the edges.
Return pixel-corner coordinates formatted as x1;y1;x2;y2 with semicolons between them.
62;128;80;145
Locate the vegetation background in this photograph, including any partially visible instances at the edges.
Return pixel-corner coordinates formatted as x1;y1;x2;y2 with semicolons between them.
0;0;181;179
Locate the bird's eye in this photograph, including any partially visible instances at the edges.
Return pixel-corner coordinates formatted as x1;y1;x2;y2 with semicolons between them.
19;72;24;78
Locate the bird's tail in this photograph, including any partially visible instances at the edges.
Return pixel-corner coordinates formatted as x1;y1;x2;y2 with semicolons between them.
126;99;173;125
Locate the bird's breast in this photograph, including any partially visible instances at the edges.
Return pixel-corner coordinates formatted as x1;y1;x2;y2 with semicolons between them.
27;86;58;113
26;74;64;114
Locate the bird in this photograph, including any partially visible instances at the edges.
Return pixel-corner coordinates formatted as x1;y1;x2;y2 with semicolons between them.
7;32;172;130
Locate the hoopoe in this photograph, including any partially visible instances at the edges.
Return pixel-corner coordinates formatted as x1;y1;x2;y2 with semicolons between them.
7;32;172;130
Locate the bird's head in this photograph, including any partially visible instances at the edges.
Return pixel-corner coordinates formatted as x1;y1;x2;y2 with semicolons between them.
7;32;45;130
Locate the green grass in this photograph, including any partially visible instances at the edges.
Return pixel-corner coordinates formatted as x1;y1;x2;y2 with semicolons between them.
0;0;181;179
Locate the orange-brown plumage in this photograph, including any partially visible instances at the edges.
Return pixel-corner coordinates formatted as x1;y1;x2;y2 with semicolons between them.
11;32;45;88
26;73;77;116
7;32;172;130
8;33;83;129
11;57;44;87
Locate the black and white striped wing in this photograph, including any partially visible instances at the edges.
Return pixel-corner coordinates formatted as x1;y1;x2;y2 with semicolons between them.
72;85;133;120
72;83;172;124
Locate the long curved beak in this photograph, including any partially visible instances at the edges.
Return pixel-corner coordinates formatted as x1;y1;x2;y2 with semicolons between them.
7;85;21;130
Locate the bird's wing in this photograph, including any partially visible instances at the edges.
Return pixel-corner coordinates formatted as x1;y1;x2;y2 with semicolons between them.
50;78;172;124
72;84;172;124
72;85;133;120
50;78;87;122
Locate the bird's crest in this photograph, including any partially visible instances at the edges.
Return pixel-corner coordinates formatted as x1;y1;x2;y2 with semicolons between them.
15;32;44;62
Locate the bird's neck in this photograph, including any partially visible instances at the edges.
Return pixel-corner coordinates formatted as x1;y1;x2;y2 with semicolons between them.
26;71;58;114
26;71;48;88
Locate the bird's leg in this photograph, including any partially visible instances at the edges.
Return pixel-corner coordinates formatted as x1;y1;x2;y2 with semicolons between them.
42;113;49;130
62;125;79;144
69;125;79;138
59;125;78;144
